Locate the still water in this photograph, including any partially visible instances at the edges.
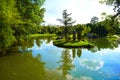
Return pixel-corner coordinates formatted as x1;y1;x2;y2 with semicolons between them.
0;38;120;80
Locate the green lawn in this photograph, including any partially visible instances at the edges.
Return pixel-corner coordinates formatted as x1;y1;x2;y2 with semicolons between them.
53;40;94;48
29;34;56;38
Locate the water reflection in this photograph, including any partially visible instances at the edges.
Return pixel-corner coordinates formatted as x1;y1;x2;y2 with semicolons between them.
72;48;82;59
0;37;54;56
0;38;120;80
79;59;104;71
0;51;66;80
0;51;45;80
19;37;53;51
58;49;74;78
89;38;120;52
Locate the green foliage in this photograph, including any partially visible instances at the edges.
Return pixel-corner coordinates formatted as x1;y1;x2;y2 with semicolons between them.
99;0;120;19
0;0;45;49
0;26;16;48
99;0;120;36
53;40;94;48
73;24;83;41
39;25;60;34
57;9;75;41
0;0;18;48
82;25;91;37
29;34;56;38
58;49;74;78
100;14;119;36
15;0;46;34
88;22;108;37
89;38;119;52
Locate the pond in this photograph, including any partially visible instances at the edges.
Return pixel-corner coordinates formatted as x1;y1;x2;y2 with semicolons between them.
0;38;120;80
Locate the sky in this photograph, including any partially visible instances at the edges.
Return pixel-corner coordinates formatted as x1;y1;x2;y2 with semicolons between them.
43;0;115;25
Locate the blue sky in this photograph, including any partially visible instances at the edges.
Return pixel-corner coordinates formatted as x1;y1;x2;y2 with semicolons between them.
43;0;115;25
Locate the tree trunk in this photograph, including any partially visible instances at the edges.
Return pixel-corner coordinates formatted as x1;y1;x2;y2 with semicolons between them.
77;32;81;41
73;30;76;41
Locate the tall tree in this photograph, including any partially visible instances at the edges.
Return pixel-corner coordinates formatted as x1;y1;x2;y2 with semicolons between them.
0;0;46;53
0;0;19;49
90;16;99;24
100;14;119;36
15;0;45;35
57;9;75;41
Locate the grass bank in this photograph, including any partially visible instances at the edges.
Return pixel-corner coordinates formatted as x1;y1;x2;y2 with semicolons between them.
29;34;56;38
53;40;94;48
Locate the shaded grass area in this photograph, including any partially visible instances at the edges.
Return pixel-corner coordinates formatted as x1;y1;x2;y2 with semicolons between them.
53;40;94;48
29;34;56;38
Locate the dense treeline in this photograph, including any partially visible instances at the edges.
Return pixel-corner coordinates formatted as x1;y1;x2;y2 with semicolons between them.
42;19;120;39
0;0;45;49
38;25;62;34
87;14;120;38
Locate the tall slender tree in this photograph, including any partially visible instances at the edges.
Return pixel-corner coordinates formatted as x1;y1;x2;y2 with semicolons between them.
57;9;75;41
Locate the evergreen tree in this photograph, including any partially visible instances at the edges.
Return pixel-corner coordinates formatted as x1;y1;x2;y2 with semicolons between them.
57;9;75;41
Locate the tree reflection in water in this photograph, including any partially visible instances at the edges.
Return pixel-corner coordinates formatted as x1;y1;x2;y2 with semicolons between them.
0;51;45;80
0;51;66;80
77;48;82;57
58;49;74;78
88;38;120;53
72;48;82;59
0;37;53;55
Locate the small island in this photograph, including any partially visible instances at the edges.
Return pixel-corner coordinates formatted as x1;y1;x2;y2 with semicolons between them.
53;9;94;48
53;40;94;48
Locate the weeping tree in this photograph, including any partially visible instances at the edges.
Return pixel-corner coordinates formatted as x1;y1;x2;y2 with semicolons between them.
57;9;75;41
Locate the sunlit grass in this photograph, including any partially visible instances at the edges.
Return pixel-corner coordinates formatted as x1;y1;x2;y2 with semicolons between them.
53;40;94;48
29;34;56;38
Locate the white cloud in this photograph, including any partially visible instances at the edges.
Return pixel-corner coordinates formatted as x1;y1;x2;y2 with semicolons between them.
43;0;115;25
79;59;104;71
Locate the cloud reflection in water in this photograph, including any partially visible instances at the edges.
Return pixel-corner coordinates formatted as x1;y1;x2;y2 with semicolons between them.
66;74;94;80
79;59;104;71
